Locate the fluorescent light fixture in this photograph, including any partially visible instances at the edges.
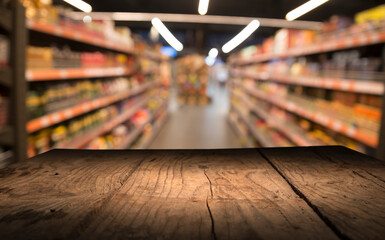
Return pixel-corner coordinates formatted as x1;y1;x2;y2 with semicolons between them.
198;0;209;15
205;56;215;66
63;0;92;13
151;18;183;51
222;20;260;54
83;15;92;23
71;12;323;30
208;48;218;58
286;0;329;21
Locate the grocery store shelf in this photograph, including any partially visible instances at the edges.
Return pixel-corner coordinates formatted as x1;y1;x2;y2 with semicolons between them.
0;126;13;146
142;68;158;75
135;111;168;149
233;28;385;65
231;105;277;148
26;67;134;81
133;101;169;149
27;82;156;133
240;83;378;147
227;115;252;148
0;68;11;87
27;19;133;54
58;97;150;149
0;7;12;31
116;124;145;149
233;91;319;146
233;70;384;95
144;50;168;62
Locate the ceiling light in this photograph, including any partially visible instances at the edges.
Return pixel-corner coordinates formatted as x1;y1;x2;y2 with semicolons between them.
63;0;92;13
286;0;329;21
198;0;209;15
222;20;260;54
205;56;215;66
151;18;183;51
208;48;218;58
83;15;92;23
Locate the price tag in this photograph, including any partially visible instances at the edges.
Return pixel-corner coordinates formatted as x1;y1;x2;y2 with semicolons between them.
346;126;356;137
332;121;342;131
52;113;60;123
41;117;50;128
82;104;90;112
65;110;73;118
60;70;68;79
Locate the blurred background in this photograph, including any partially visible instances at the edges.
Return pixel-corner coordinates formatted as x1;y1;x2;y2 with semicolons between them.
1;0;385;167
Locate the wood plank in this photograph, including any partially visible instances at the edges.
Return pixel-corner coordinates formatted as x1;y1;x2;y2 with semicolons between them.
203;149;337;240
259;146;385;240
0;149;149;239
80;149;337;240
79;150;213;239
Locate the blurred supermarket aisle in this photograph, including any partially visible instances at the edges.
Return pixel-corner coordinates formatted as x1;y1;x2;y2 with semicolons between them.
149;83;240;149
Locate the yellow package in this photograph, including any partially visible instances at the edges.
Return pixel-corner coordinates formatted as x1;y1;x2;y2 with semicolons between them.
355;4;385;24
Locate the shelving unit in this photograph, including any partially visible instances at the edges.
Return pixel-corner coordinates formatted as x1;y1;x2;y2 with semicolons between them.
231;89;320;146
232;69;384;95
18;4;171;158
27;19;133;54
0;1;27;165
230;27;385;65
58;96;151;149
26;67;134;81
26;82;156;133
229;21;385;159
134;102;169;149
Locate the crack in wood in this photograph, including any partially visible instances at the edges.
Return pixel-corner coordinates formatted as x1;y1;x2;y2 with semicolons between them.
256;149;349;240
364;170;385;184
204;170;214;199
352;170;385;190
203;169;216;240
206;196;217;240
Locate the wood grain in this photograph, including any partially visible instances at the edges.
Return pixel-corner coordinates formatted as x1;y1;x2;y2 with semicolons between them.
0;147;384;239
0;149;149;239
80;149;337;240
259;146;385;240
203;150;337;240
80;150;213;239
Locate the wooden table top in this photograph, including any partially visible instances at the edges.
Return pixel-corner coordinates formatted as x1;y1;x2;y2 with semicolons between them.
0;146;384;240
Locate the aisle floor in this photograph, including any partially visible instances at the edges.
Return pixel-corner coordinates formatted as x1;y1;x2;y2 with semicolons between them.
149;84;241;149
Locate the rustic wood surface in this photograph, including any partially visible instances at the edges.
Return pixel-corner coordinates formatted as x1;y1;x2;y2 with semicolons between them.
259;146;385;240
0;146;384;240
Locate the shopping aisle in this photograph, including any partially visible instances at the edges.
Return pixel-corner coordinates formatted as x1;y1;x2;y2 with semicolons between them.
149;83;241;149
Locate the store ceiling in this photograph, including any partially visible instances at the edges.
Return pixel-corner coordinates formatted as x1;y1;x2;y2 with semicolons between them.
59;0;385;54
86;0;383;21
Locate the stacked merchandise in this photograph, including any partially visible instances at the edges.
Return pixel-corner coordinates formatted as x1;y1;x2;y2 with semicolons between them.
86;87;170;150
131;91;169;148
26;73;156;157
233;5;385;62
229;4;385;156
135;42;171;87
176;55;210;105
28;102;120;157
27;46;133;69
26;77;136;120
21;0;134;49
